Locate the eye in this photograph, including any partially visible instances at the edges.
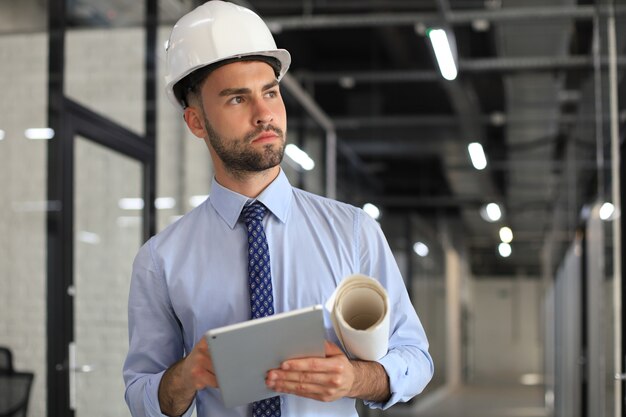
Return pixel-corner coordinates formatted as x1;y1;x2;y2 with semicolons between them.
228;96;244;105
265;90;279;99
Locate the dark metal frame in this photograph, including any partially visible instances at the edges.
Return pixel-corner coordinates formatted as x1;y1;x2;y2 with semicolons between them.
621;125;626;416
46;1;157;416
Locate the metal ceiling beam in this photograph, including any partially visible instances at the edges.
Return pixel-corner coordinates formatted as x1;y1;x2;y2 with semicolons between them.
343;140;448;156
330;113;589;129
295;55;626;84
265;5;626;31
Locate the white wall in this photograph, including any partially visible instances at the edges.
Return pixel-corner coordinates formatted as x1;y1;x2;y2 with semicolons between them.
469;277;543;383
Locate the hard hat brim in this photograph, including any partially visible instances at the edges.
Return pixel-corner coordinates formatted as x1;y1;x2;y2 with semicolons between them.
165;49;291;111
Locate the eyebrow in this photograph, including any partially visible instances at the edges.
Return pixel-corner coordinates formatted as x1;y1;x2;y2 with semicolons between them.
218;80;279;97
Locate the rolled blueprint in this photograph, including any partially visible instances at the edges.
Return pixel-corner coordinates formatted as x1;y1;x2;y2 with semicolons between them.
325;274;390;361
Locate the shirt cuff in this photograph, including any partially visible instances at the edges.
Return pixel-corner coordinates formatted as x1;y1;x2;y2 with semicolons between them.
143;371;195;417
362;350;409;410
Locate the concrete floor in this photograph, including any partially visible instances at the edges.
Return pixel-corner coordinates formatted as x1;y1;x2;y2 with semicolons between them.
362;383;549;417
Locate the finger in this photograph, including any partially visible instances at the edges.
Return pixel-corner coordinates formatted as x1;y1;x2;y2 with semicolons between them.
269;378;343;402
267;370;340;388
281;356;345;373
324;340;344;357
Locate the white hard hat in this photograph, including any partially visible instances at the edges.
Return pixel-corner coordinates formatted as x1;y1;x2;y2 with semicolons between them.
164;0;291;110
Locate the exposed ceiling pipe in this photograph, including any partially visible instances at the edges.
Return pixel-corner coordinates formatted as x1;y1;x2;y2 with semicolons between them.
265;5;626;31
295;55;626;84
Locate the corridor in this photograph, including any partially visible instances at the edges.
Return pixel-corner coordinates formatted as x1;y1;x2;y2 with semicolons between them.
378;383;548;417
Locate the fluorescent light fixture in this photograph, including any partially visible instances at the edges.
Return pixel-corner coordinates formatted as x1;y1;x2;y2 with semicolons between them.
599;202;615;220
155;197;176;210
0;129;5;140
363;203;381;220
413;242;429;257
468;142;487;170
499;226;513;243
427;28;458;81
480;202;502;222
189;194;208;208
118;198;144;210
498;242;512;257
486;203;502;221
25;127;55;140
285;144;315;171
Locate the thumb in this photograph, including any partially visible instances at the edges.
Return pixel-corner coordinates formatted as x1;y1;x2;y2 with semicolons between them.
325;340;345;357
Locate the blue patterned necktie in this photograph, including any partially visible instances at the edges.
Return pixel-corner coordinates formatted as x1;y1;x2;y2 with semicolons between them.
241;201;281;417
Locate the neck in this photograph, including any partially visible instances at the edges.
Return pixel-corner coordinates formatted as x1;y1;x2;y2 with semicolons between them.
214;165;280;198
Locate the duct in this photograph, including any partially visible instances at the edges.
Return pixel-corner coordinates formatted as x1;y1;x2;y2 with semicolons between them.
431;0;503;246
494;0;577;276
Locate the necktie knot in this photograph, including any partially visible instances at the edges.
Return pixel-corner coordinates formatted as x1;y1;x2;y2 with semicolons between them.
241;201;267;224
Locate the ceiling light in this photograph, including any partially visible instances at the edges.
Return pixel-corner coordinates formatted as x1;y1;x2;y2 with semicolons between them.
471;19;490;32
490;111;506;126
118;198;144;210
25;127;55;140
339;76;356;89
480;202;502;222
498;242;511;257
155;197;176;210
413;242;429;257
0;130;5;140
285;144;315;171
363;203;381;220
414;22;427;36
599;202;615;221
427;28;457;81
499;226;513;243
468;142;487;170
189;195;208;208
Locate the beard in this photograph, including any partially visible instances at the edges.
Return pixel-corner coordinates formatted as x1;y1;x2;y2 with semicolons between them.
203;114;286;177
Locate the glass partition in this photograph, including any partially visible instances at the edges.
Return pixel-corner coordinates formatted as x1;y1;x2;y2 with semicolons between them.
0;21;48;417
73;136;142;416
65;1;145;136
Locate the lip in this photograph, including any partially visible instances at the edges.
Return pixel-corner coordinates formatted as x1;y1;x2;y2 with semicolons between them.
252;132;279;143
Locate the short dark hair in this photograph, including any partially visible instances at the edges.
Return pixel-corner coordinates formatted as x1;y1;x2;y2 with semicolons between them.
173;55;281;108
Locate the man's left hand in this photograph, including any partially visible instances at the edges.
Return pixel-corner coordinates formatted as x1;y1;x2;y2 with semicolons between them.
266;341;356;402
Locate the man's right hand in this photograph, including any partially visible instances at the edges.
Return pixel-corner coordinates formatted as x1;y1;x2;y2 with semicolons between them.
158;337;217;416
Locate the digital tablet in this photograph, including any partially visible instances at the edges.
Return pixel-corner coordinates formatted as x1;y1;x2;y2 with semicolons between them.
205;304;326;408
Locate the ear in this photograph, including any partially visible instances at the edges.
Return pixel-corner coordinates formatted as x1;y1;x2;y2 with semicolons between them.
183;106;207;139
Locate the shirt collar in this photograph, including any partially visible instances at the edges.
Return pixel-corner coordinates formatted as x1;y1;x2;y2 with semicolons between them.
209;169;292;229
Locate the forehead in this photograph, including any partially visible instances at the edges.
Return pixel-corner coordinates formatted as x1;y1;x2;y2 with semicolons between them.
203;61;277;91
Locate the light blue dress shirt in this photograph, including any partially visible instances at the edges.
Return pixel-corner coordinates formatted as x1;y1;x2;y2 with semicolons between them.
123;170;433;417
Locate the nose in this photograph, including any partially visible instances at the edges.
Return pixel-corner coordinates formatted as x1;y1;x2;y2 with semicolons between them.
253;98;274;126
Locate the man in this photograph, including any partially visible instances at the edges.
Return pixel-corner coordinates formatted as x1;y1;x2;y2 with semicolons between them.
123;1;433;416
